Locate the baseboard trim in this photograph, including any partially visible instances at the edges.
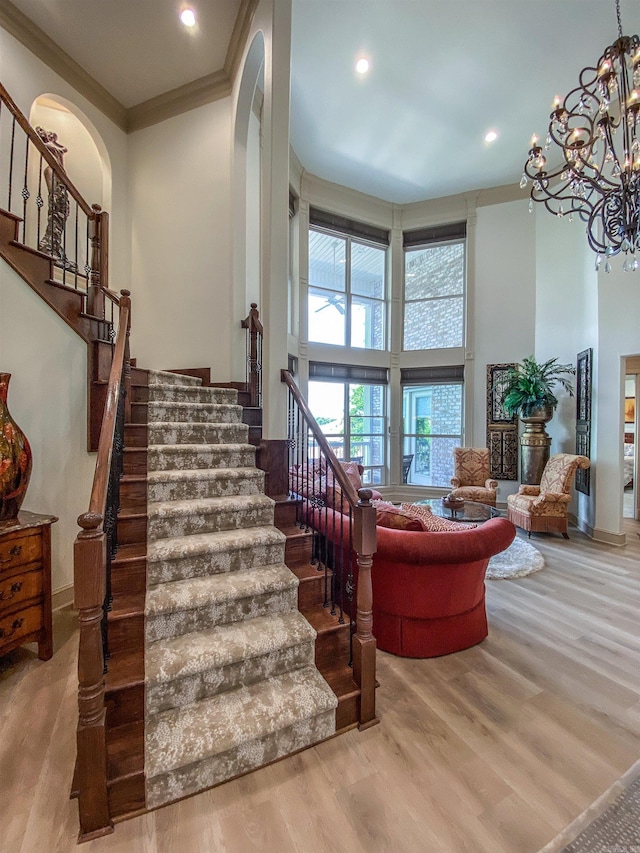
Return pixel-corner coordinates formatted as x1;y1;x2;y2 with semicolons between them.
576;517;626;546
52;583;75;612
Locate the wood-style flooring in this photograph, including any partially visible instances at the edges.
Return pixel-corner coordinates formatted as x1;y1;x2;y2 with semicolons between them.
1;522;638;853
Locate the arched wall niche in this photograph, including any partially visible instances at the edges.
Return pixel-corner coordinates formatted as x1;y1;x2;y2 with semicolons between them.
29;93;112;213
232;29;265;381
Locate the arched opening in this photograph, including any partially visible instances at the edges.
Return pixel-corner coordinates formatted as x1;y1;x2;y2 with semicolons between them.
232;30;265;381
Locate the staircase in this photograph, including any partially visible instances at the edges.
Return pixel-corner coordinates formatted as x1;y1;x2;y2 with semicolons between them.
108;368;338;816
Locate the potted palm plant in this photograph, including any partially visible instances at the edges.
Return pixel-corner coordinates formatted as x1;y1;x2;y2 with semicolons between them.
500;356;575;484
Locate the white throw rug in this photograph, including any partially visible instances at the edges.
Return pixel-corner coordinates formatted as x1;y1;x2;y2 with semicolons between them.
486;536;545;580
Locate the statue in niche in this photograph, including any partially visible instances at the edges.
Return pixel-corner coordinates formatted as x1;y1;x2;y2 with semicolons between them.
36;126;77;271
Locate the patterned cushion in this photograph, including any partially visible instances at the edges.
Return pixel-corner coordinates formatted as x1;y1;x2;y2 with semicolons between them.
452;447;491;488
448;485;496;505
507;492;569;517
372;501;425;531
539;453;589;495
401;503;475;532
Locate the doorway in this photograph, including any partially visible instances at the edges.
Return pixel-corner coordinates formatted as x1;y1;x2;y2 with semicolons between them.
623;357;639;521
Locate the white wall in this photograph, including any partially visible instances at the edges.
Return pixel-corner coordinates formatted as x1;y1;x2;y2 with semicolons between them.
128;99;233;375
0;28;130;597
473;198;536;502
0;263;95;596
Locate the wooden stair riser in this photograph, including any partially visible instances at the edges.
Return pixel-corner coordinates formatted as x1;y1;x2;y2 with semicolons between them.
273;501;298;528
284;531;314;564
108;774;146;820
120;479;147;513
336;693;360;732
296;571;329;611
313;624;351;671
106;683;144;729
241;408;262;427
124;425;148;448
123;449;147;475
107;614;144;655
117;515;147;545
110;561;147;597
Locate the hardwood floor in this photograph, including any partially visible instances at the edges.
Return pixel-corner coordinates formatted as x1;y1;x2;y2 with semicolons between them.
1;522;638;852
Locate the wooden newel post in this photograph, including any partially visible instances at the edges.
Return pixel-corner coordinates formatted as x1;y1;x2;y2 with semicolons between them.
87;204;105;319
74;511;113;841
352;488;379;729
120;290;132;423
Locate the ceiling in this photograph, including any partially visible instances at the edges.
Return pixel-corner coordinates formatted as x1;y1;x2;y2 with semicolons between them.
8;0;640;204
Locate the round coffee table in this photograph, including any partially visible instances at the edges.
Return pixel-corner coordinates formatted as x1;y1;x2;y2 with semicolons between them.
415;499;500;523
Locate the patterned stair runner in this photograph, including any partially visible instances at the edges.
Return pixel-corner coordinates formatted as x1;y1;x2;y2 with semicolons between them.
144;370;337;809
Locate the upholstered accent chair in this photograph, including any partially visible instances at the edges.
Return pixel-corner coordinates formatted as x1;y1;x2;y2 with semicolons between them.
450;447;498;507
507;452;591;539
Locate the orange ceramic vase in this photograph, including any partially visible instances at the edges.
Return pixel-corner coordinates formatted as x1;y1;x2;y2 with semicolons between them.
0;373;32;521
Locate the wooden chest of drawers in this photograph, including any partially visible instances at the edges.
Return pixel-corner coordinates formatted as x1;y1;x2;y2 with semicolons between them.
0;511;58;661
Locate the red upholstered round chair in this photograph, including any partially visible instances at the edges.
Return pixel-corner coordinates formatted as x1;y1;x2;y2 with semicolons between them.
369;518;515;657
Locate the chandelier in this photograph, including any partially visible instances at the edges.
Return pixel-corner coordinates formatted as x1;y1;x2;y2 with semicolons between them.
521;0;640;271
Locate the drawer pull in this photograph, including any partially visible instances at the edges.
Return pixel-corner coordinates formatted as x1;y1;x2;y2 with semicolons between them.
0;581;23;601
0;617;24;639
0;545;22;564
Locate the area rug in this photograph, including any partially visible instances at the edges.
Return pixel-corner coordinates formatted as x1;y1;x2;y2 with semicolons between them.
539;759;640;852
485;536;544;580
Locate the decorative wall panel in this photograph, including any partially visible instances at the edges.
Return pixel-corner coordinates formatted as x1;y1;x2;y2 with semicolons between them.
486;363;518;480
575;348;592;495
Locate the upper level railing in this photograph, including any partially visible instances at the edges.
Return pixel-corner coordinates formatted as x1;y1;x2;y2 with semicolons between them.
0;82;112;326
281;369;378;729
241;302;263;408
73;289;131;841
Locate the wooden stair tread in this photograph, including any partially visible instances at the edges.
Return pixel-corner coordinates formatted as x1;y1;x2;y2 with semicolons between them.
277;524;313;539
112;542;147;564
106;721;144;780
105;646;144;692
117;509;147;521
109;591;145;620
288;561;330;582
322;664;360;700
301;604;350;634
121;474;147;484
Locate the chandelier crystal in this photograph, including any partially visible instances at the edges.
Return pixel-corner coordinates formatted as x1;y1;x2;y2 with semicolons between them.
522;0;640;271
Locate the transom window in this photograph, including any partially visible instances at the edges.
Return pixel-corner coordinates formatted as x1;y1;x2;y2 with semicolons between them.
308;227;386;350
403;224;466;351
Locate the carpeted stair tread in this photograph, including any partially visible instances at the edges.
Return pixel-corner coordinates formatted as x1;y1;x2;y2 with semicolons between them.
148;385;238;404
148;422;248;445
147;443;256;471
146;526;286;584
145;665;338;778
148;369;202;387
146;563;297;617
148;467;264;502
145;610;316;688
148;494;275;540
146;401;243;423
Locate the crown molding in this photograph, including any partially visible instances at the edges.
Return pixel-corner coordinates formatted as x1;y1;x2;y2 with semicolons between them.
1;0;259;134
126;70;232;132
224;0;259;83
0;0;127;129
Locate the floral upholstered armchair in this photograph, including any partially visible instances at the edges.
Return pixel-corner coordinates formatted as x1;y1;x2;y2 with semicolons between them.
450;447;498;507
506;453;590;538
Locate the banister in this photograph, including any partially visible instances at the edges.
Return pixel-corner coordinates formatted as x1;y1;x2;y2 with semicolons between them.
281;369;360;508
0;82;95;218
73;289;131;841
281;368;378;729
87;291;130;517
242;303;263;408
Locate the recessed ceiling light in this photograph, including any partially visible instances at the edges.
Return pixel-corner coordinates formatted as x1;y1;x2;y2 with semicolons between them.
485;130;498;143
180;8;196;27
355;58;370;75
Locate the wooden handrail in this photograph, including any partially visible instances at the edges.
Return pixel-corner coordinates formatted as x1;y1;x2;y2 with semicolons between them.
242;303;263;408
281;369;378;729
73;289;131;841
0;82;95;218
241;301;264;335
280;369;360;508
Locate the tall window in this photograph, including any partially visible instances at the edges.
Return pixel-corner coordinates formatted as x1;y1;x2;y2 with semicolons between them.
308;217;387;350
401;368;463;486
308;372;387;486
403;223;466;351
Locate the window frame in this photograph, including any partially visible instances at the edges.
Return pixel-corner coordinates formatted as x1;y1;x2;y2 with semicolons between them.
308;224;388;352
